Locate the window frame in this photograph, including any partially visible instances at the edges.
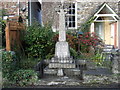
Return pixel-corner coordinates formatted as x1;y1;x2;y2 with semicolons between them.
65;2;77;29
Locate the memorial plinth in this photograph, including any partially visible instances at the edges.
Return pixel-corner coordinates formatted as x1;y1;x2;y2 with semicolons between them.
55;42;70;59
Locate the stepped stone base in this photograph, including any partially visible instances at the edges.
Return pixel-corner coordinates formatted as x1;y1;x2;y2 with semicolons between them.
64;69;81;76
45;55;80;76
49;63;76;69
44;39;80;76
50;57;74;63
44;68;81;76
44;68;57;75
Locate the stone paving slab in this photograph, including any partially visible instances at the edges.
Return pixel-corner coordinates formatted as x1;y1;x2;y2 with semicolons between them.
83;68;113;76
0;72;2;88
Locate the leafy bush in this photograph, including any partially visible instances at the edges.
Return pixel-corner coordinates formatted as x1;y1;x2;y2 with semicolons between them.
91;52;105;66
77;32;102;53
2;51;17;79
19;58;40;69
11;69;38;86
23;22;55;59
91;51;112;68
0;9;7;48
70;47;78;59
78;16;95;33
0;18;6;48
2;51;39;87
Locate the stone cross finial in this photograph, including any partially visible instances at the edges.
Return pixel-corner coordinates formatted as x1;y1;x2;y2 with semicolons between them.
61;0;64;6
57;0;67;42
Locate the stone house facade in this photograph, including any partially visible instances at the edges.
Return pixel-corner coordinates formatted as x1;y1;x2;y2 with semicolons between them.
41;1;119;29
1;0;41;25
1;0;119;28
1;0;28;24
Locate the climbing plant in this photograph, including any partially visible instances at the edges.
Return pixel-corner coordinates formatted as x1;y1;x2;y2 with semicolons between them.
0;8;7;48
0;18;6;48
77;16;96;33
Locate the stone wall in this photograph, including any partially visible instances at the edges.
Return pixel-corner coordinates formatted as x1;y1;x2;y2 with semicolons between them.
1;1;28;24
41;2;59;30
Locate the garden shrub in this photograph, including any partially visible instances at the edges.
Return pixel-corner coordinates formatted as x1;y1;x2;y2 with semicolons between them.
11;69;38;86
69;47;78;59
0;18;6;48
2;51;39;87
77;32;102;53
2;51;17;79
90;51;112;68
91;52;105;66
23;22;55;59
78;16;95;33
19;58;40;69
0;9;7;48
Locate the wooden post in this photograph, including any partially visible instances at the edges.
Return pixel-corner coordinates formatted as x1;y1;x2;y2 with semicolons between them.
5;23;11;51
5;16;25;51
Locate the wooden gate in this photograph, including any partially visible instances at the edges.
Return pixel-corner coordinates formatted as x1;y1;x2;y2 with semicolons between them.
5;16;25;51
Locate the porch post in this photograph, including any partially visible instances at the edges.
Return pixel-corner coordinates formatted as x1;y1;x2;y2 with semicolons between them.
117;20;120;49
90;23;94;33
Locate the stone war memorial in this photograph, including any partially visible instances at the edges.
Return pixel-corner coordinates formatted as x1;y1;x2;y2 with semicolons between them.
44;0;81;77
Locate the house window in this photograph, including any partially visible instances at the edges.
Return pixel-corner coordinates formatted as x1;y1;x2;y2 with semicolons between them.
65;2;77;29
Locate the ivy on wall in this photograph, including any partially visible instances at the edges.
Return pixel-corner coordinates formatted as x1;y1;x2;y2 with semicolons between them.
77;16;96;33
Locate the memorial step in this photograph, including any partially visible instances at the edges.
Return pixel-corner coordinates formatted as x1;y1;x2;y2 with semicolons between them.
44;68;82;76
49;63;76;69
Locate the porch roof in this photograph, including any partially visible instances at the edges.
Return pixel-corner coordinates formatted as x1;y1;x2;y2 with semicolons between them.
94;3;120;22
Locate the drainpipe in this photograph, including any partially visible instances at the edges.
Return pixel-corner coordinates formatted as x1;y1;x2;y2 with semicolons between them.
17;0;20;16
118;1;120;17
38;0;43;26
1;2;3;20
29;0;32;26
